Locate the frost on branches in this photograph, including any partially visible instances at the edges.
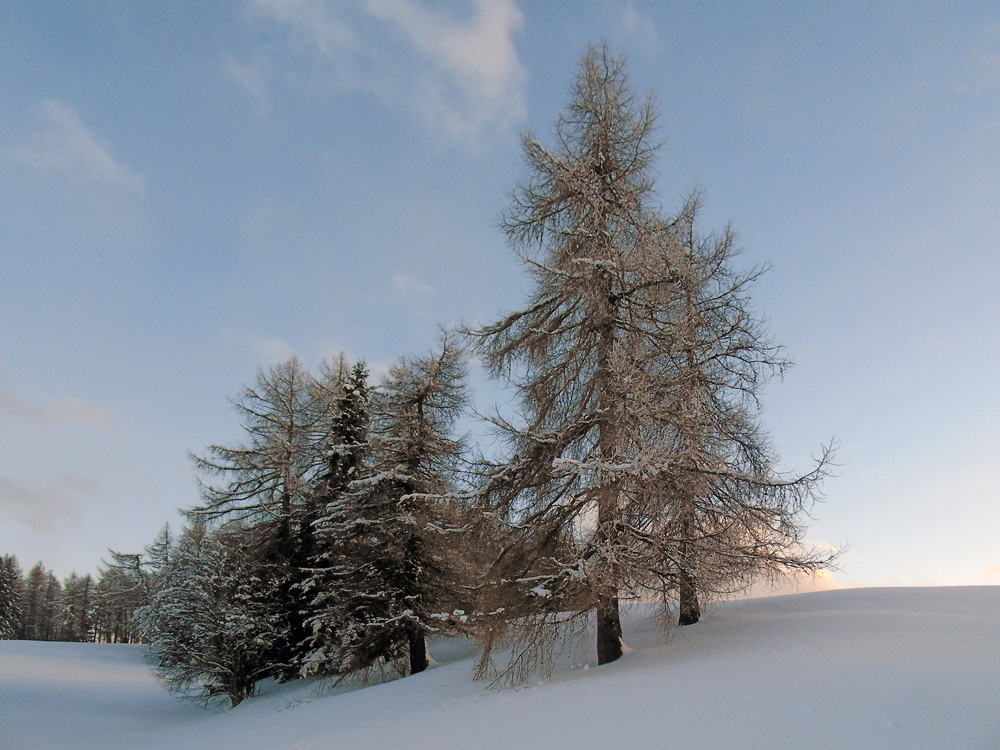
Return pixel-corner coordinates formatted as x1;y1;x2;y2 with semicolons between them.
305;333;473;680
467;44;835;685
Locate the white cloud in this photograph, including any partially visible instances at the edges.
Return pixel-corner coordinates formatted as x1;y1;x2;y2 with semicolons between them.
0;374;116;431
392;273;433;294
252;0;360;56
606;1;663;57
0;476;81;533
223;56;271;113
250;0;526;143
10;100;146;195
250;335;298;364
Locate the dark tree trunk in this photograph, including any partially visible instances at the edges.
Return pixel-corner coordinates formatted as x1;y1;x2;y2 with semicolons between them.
408;627;428;675
596;592;623;664
594;309;624;666
678;569;701;626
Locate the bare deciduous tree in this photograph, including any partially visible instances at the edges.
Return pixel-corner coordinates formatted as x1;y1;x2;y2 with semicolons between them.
468;44;836;684
468;43;668;674
630;194;837;626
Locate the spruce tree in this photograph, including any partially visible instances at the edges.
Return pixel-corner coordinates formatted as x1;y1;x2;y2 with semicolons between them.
300;360;371;676
307;337;470;679
0;555;24;639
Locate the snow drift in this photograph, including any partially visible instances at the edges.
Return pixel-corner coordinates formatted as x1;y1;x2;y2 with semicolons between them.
1;586;997;750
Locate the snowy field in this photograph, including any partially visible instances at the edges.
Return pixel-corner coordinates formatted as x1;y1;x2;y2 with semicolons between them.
2;586;998;750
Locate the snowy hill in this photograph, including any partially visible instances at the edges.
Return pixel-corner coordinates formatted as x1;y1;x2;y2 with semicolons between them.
2;587;998;750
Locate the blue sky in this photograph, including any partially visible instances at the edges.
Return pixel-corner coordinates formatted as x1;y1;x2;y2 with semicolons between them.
1;1;998;590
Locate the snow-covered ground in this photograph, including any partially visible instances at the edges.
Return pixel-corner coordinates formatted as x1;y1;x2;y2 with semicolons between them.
2;587;998;749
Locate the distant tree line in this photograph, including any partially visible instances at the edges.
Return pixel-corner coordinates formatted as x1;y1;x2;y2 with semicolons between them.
1;44;837;708
0;551;150;644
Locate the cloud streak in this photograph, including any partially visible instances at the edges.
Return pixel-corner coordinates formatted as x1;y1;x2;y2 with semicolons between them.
0;476;82;533
250;0;526;143
0;377;116;431
10;100;146;195
392;273;433;294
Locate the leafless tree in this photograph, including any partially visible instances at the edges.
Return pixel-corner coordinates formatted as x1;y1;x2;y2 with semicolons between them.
467;43;669;674
628;193;837;626
467;44;836;684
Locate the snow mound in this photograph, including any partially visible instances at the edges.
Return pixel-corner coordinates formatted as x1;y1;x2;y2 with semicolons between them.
1;586;998;750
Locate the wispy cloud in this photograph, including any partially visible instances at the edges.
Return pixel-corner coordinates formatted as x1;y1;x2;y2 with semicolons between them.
10;100;146;195
250;0;526;143
0;476;82;533
223;55;271;114
605;1;663;57
0;374;116;430
250;335;298;364
392;273;433;294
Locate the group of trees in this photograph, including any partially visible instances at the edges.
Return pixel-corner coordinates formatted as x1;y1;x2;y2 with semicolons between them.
129;336;474;705
2;45;836;707
0;553;148;644
466;46;835;683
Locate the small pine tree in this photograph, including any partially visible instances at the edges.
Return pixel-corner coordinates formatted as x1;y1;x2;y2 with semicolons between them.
137;524;284;707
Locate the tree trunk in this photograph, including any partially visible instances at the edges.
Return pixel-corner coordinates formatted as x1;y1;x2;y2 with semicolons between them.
408;627;428;675
596;591;623;664
678;569;700;626
595;317;623;665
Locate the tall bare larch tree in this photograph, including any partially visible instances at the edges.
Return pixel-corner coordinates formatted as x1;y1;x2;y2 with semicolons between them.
469;44;836;683
468;43;672;674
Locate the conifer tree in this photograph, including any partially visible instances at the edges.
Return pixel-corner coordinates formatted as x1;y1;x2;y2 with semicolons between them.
190;357;323;535
137;523;284;707
188;357;339;678
469;45;836;682
307;337;470;679
0;555;24;639
300;360;371;676
634;196;836;625
19;562;50;640
59;573;94;641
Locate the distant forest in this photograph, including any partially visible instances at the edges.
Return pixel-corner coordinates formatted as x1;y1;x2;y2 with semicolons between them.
0;45;835;708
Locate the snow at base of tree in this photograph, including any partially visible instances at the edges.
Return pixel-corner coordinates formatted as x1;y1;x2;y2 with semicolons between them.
1;586;997;750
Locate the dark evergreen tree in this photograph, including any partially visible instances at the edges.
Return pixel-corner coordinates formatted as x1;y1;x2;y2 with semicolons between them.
299;360;371;676
59;573;94;642
0;555;24;639
307;337;470;679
